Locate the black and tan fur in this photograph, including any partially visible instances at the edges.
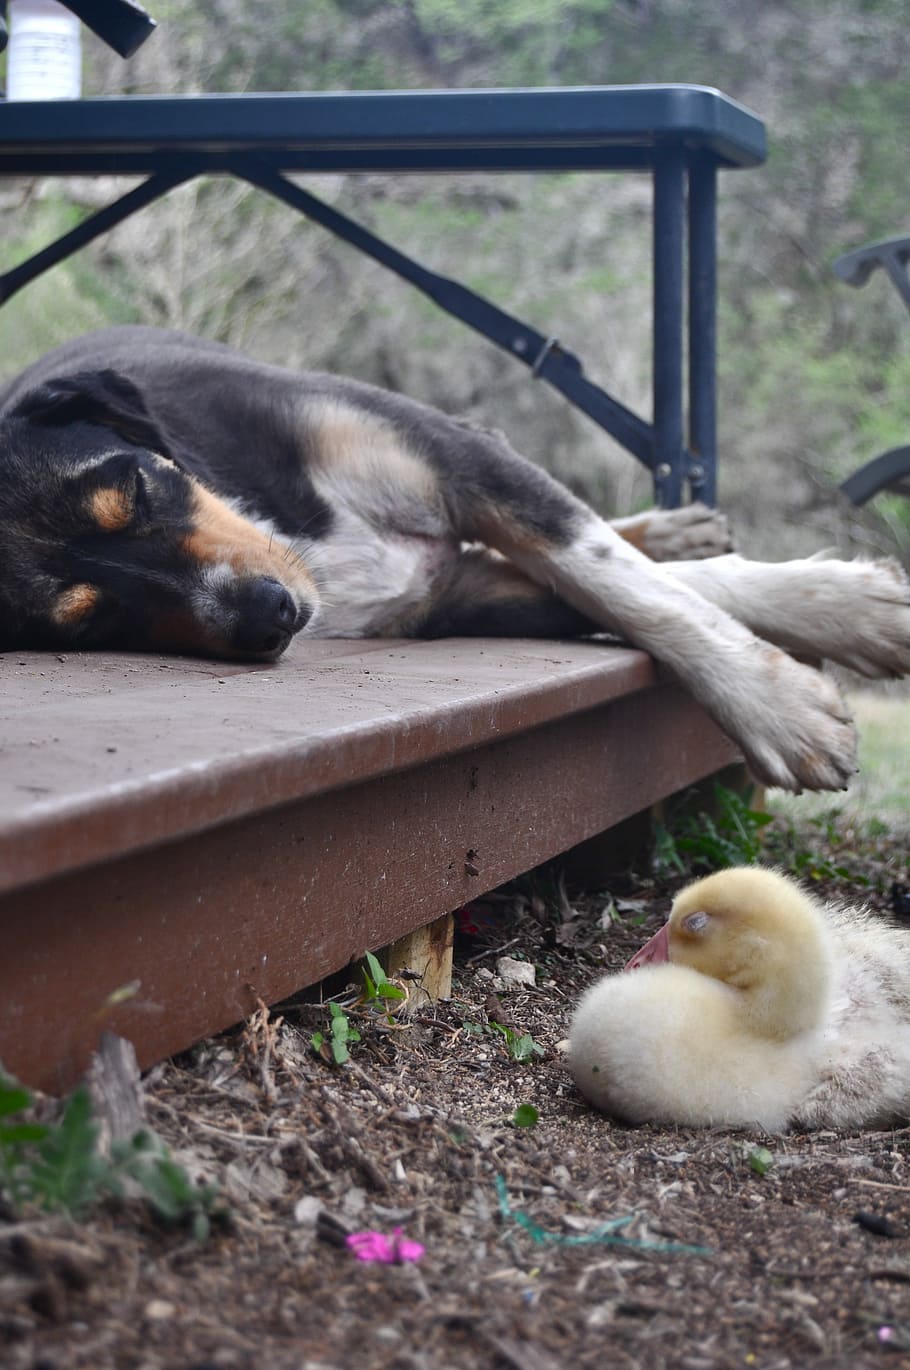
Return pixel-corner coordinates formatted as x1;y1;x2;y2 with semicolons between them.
3;325;910;793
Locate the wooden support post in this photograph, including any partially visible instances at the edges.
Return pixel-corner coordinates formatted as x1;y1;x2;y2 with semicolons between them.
383;912;454;1011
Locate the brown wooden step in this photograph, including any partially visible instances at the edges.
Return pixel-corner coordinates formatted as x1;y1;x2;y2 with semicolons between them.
0;638;737;1091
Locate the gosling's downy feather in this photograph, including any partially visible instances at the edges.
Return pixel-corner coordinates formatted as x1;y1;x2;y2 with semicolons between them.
568;866;910;1131
800;900;910;1128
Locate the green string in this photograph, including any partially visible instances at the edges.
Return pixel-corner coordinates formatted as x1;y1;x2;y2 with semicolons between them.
494;1175;711;1256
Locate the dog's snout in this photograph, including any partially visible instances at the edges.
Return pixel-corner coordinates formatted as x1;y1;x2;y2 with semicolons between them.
233;576;311;656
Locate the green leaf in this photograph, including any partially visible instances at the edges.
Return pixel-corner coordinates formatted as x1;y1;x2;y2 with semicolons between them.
362;951;407;1003
512;1104;539;1128
364;951;386;987
509;1033;544;1062
0;1122;48;1145
28;1086;104;1213
113;1128;224;1238
133;1155;219;1226
324;1002;360;1063
749;1146;774;1176
491;1023;544;1062
192;1209;211;1242
0;1079;32;1117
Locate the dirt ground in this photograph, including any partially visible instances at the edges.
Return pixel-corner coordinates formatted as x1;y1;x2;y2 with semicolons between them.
4;822;910;1370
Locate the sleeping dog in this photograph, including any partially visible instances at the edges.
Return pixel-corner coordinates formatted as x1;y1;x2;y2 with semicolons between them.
1;324;909;793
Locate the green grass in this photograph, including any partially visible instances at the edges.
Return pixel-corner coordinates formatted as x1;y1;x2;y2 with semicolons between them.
0;1075;225;1238
769;688;910;829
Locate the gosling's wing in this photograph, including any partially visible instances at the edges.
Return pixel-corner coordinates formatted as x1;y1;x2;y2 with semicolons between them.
568;965;814;1130
802;917;910;1128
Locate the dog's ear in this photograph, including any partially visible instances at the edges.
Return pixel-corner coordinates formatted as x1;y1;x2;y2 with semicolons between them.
11;370;176;459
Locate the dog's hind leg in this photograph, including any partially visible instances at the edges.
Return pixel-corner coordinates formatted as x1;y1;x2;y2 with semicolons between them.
659;553;910;679
419;547;599;639
433;427;856;792
610;503;733;562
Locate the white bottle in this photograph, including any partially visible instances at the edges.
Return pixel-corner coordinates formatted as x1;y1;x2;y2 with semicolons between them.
7;0;82;101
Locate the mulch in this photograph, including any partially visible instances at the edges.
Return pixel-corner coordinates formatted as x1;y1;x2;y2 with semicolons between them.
4;816;910;1370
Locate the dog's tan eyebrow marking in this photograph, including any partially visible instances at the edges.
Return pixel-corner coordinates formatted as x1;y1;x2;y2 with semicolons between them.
89;486;133;532
51;583;99;625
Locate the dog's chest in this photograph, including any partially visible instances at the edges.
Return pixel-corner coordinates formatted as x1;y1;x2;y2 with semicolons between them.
302;507;459;638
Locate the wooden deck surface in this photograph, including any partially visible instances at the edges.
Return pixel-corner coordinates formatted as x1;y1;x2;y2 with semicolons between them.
0;638;737;1091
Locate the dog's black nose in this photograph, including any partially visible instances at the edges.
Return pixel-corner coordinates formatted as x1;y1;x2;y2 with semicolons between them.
233;577;310;656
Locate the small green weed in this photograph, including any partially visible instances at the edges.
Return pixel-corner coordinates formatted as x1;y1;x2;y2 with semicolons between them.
653;783;774;876
763;811;863;884
461;1019;544;1063
310;951;408;1066
360;950;407;1015
111;1130;224;1241
748;1145;775;1177
511;1103;539;1128
600;896;650;929
311;1001;362;1065
489;1023;545;1063
0;1073;225;1236
0;1079;105;1215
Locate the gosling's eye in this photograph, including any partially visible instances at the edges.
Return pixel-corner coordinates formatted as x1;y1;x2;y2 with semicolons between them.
682;910;711;935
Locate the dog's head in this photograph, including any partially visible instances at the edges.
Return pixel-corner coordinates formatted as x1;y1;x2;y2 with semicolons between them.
0;370;317;659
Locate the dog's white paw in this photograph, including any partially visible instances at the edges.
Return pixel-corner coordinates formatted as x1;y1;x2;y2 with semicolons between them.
712;644;857;793
638;503;734;563
817;557;910;678
610;504;733;563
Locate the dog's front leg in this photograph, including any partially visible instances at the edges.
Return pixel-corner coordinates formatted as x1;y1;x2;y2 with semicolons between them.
660;553;910;679
522;520;856;791
456;506;849;792
431;422;856;791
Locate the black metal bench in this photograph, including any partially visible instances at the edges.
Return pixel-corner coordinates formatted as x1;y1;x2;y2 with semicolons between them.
0;83;766;508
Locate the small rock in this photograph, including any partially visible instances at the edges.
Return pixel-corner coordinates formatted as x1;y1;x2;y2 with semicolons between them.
341;1185;367;1217
495;956;536;989
145;1299;176;1321
294;1195;323;1226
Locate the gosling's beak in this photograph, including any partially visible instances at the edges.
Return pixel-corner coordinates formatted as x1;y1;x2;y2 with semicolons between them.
624;921;670;972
